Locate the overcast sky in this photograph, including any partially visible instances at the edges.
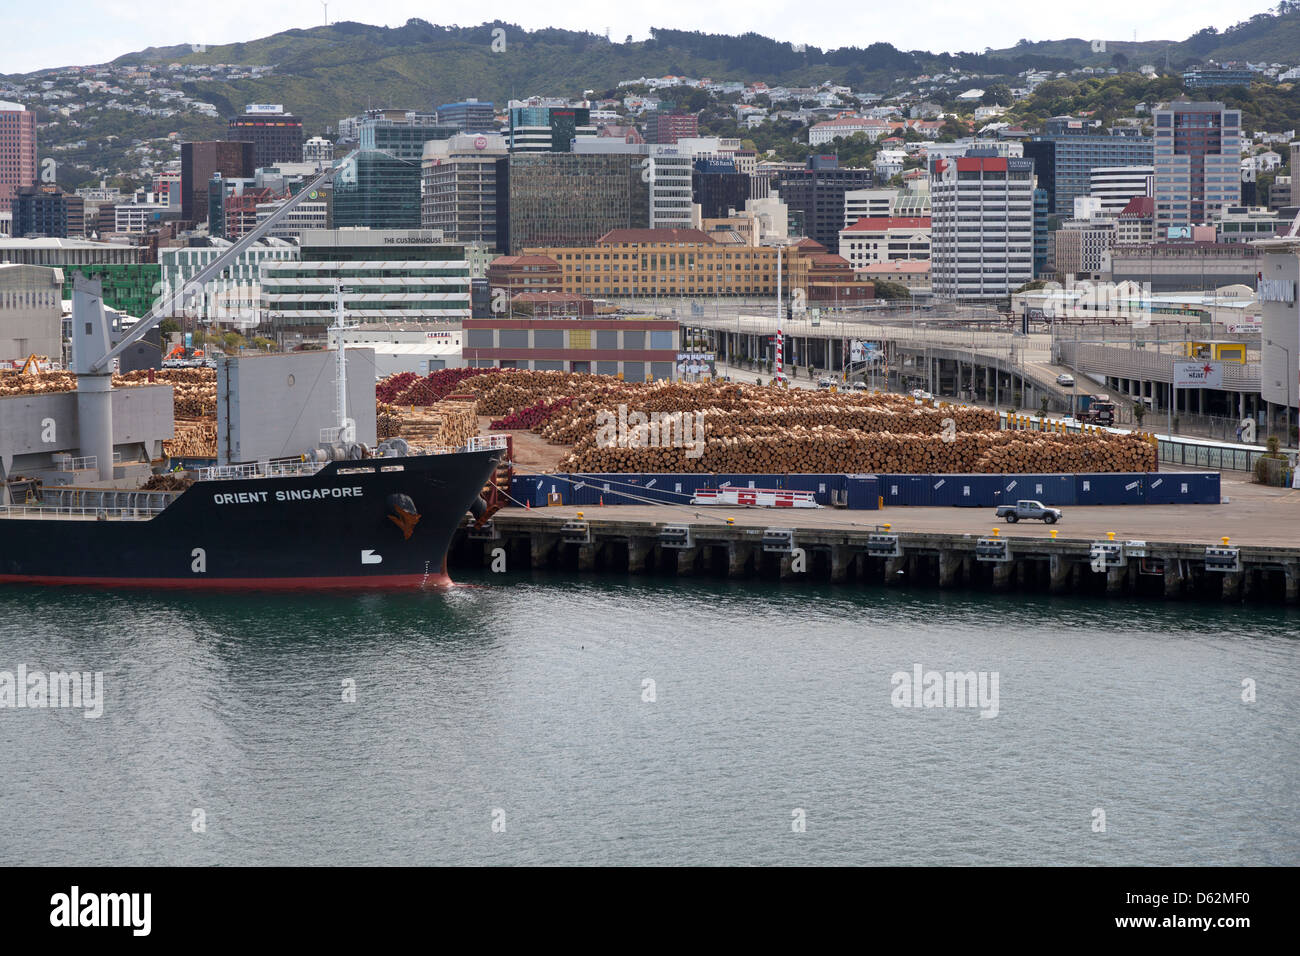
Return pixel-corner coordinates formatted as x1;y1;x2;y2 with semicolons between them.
2;0;1272;75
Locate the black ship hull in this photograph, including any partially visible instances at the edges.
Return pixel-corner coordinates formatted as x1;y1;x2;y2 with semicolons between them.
0;449;502;590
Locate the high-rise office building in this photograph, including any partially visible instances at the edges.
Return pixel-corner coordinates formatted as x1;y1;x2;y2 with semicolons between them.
1088;165;1154;215
181;141;256;224
332;150;422;229
227;105;304;168
10;186;84;238
436;100;497;133
692;158;751;220
644;112;699;145
0;101;37;213
930;151;1035;298
1153;101;1242;232
358;114;458;162
261;228;470;332
507;107;597;152
1022;117;1153;215
775;155;874;250
573;140;693;229
422;133;509;252
507;152;649;251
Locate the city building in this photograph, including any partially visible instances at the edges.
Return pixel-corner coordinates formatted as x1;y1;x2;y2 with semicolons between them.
929;151;1035;298
332;150;421;229
1022;118;1153;215
159;238;298;319
0;101;37;213
462;315;680;380
436;99;497;133
574;140;693;230
1182;69;1255;90
843;188;898;226
507;106;596;152
0;237;143;267
838;216;931;271
776;155;874;250
1033;187;1050;277
506;152;649;251
1106;242;1262;292
358;113;458;162
1088;165;1154;215
525;228;777;297
223;187;278;240
0;263;62;361
692;158;751;220
1293;143;1300;206
303;136;334;167
58;263;162;319
644;112;699;145
254;190;331;240
860;259;931;293
486;255;564;295
227;104;304;168
507;291;595;318
1214;205;1285;243
1153;101;1242;232
113;200;170;235
1115;196;1156;245
421;133;509;251
181;141;255;223
10;186;84;239
808;117;890;146
1271;175;1293;210
261;228;470;334
1052;218;1116;279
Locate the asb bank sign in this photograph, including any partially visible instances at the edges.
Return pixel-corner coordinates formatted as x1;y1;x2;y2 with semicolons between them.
1174;361;1223;388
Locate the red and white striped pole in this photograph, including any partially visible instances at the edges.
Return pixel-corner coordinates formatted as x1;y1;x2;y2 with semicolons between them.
775;244;784;384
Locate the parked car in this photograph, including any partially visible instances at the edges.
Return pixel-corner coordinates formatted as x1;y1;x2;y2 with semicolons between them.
1056;373;1075;386
994;500;1062;524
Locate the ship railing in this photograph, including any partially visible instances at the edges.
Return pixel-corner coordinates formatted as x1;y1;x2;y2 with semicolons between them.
53;455;98;472
462;434;509;453
0;488;177;520
197;459;328;482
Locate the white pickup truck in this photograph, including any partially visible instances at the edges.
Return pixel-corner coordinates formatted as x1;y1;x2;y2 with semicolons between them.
994;500;1062;524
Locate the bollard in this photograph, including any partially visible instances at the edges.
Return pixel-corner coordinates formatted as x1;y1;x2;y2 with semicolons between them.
883;523;892;531
725;517;735;525
1107;531;1115;541
1221;536;1230;546
576;511;584;519
1050;529;1058;539
992;528;1000;537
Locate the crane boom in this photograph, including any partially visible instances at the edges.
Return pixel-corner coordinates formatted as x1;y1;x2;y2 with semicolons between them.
92;151;355;371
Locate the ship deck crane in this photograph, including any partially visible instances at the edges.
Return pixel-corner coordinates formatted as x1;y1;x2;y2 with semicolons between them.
70;151;356;481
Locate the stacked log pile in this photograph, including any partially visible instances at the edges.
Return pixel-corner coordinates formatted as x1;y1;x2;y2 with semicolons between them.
163;419;217;459
380;401;479;449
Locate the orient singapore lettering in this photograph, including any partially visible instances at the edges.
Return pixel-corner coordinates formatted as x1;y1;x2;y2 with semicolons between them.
212;487;363;505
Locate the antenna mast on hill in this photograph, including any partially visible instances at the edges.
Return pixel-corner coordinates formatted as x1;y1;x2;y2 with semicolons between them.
321;1;329;26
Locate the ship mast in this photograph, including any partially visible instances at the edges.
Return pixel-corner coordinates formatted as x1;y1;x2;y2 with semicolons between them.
332;283;350;441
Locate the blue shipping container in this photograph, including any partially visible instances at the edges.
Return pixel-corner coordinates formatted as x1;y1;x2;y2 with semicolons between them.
1144;472;1220;505
845;474;880;510
947;473;1000;507
1076;473;1145;505
1002;474;1076;507
782;473;846;505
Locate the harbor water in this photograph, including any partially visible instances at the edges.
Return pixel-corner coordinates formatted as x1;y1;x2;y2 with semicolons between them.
1;574;1296;866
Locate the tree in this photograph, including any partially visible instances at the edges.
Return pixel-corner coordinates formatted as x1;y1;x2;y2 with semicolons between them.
158;318;181;336
872;279;912;301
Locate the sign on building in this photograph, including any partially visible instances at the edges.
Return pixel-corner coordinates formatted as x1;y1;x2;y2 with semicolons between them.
1174;361;1223;388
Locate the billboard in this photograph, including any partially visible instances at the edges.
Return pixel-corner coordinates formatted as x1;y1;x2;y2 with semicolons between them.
1173;361;1223;388
850;341;881;363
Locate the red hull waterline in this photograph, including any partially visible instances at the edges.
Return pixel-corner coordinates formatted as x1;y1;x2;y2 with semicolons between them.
0;572;455;591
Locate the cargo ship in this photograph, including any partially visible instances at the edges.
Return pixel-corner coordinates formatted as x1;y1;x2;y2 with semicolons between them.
0;438;505;589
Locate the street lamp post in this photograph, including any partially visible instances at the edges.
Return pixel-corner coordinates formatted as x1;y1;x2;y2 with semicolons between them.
1267;338;1292;445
